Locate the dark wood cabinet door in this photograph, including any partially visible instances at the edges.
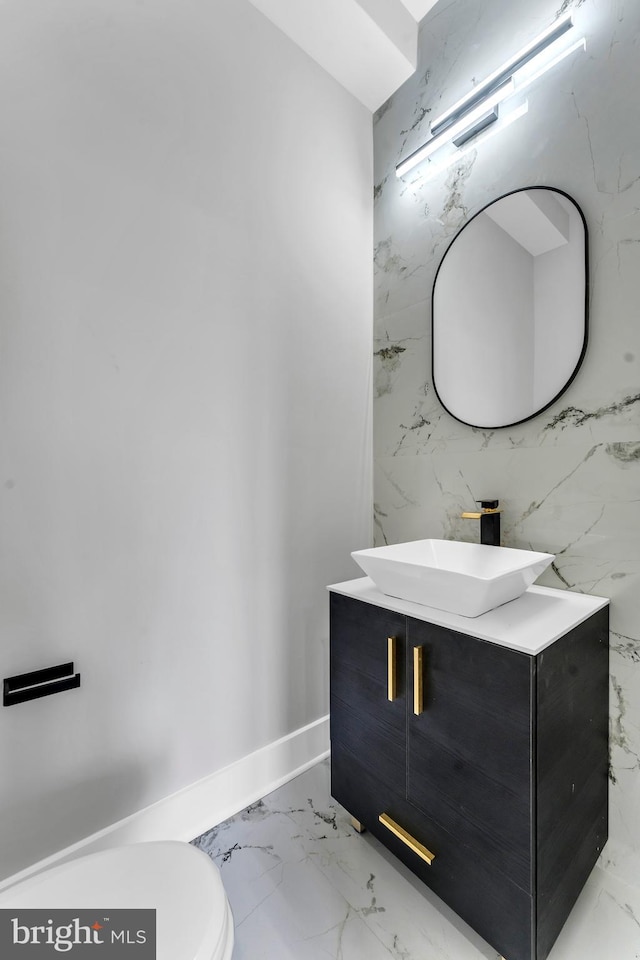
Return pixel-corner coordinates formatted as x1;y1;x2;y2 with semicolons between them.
405;617;534;892
330;594;407;795
332;745;535;960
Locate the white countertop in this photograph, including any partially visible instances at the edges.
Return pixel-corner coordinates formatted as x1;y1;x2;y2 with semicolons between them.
327;577;608;655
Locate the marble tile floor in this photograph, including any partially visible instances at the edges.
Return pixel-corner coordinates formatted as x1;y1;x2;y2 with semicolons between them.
192;759;640;960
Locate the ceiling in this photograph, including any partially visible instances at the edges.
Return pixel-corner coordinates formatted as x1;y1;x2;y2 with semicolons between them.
247;0;439;111
398;0;439;18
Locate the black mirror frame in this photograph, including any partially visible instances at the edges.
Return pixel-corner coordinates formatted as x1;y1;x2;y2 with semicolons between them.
431;185;589;430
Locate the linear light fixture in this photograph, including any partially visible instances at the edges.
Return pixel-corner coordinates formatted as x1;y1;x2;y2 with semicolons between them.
396;13;585;180
418;101;530;183
396;79;514;178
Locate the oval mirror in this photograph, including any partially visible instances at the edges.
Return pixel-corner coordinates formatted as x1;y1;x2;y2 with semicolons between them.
432;187;588;429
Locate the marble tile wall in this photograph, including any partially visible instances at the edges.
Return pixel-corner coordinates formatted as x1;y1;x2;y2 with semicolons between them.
373;0;640;888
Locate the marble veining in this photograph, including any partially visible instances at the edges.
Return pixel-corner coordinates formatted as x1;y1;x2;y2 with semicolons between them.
544;397;640;434
192;760;640;960
373;0;640;891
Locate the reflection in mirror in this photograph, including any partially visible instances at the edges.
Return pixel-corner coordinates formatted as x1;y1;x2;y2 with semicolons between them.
432;187;587;429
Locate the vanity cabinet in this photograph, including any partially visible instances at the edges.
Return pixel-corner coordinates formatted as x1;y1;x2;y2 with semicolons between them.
329;583;609;960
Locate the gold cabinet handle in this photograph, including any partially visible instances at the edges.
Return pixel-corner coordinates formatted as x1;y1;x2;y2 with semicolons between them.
413;645;424;716
379;813;435;865
387;636;397;701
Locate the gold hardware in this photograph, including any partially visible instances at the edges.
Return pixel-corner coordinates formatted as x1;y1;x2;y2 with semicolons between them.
379;813;435;865
461;511;482;519
350;817;366;833
461;508;501;519
413;646;424;716
387;636;397;701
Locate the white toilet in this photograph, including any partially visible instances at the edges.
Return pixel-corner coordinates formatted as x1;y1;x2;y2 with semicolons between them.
0;841;233;960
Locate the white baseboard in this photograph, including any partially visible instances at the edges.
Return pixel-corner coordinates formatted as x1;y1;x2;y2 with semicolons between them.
0;714;329;892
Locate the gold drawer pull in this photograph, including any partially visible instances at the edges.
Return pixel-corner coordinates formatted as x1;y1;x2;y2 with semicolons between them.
413;645;424;716
387;636;397;701
379;813;435;865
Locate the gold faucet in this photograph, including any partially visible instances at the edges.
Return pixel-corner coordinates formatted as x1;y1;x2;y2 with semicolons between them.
461;499;501;546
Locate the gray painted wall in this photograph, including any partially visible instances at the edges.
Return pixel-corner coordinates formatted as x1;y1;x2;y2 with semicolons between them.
373;0;640;887
0;0;373;879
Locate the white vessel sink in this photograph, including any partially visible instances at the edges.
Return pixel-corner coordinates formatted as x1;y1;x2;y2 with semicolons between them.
351;539;555;618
